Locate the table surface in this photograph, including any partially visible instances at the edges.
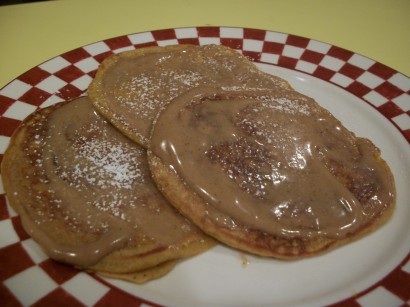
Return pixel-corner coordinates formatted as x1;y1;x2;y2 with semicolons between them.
0;0;409;89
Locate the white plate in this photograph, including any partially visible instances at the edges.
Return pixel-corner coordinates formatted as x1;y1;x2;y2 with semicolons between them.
0;27;409;307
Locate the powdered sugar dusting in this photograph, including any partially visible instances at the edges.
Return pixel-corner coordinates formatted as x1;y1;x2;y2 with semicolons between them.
52;118;145;194
73;135;142;190
116;69;204;117
44;103;148;222
98;44;293;145
257;95;311;116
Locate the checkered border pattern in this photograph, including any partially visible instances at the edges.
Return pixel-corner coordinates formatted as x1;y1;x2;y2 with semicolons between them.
0;26;409;307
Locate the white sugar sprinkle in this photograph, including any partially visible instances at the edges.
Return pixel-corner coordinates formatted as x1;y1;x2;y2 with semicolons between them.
73;135;142;190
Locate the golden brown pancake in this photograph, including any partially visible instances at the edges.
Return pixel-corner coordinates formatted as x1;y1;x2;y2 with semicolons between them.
148;87;396;259
1;96;214;282
97;260;177;284
88;44;292;148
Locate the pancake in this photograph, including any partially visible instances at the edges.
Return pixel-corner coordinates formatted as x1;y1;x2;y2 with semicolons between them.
97;260;177;284
1;96;214;282
88;44;292;148
148;87;396;259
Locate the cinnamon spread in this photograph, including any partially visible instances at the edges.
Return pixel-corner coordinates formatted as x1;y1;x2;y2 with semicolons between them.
150;88;396;240
14;97;195;267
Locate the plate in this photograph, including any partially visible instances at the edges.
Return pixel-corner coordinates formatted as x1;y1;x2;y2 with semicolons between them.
0;26;409;307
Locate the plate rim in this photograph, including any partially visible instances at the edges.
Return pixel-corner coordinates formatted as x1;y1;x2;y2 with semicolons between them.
0;25;409;307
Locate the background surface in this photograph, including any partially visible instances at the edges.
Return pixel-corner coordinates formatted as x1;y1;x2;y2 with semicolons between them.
0;0;409;88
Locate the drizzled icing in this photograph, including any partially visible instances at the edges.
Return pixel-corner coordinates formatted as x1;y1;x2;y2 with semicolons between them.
150;87;396;240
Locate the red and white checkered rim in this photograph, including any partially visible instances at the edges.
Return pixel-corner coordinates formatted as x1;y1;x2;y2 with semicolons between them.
0;26;409;307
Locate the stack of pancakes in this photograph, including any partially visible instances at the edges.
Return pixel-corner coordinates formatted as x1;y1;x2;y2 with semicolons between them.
1;44;396;283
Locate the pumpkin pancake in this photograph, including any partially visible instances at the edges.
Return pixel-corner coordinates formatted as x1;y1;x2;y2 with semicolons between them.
1;96;214;282
148;87;396;259
98;260;177;284
88;44;292;148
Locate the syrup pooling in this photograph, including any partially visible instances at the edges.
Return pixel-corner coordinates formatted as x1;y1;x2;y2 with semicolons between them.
151;87;396;240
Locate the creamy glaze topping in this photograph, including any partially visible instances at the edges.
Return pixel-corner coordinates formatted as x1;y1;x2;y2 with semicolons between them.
16;97;194;267
150;88;396;239
97;45;291;146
